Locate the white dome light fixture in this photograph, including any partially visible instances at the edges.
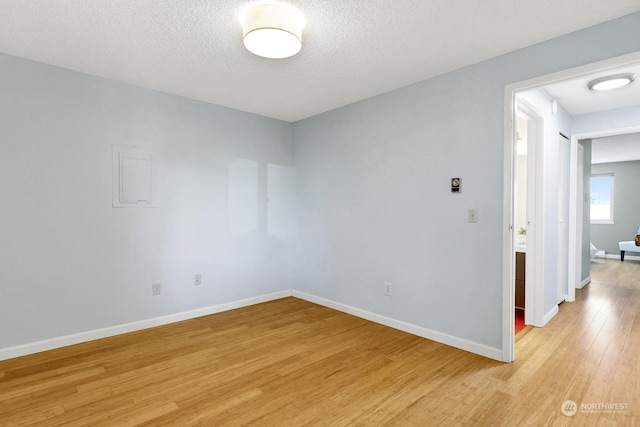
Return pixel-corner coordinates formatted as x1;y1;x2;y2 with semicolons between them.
587;73;635;91
242;2;304;59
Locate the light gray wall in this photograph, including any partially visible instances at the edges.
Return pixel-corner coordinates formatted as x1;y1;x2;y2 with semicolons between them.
591;160;640;255
573;105;640;135
293;13;640;352
0;54;294;350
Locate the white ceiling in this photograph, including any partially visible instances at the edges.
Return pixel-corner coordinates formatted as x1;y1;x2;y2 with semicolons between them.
544;63;640;116
0;1;639;122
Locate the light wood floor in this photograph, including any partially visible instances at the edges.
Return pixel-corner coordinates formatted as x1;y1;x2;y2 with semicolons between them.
1;259;639;426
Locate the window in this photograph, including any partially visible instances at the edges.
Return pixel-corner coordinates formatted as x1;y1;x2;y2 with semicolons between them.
590;174;614;224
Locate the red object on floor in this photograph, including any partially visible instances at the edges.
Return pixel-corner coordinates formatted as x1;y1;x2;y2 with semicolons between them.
515;309;526;334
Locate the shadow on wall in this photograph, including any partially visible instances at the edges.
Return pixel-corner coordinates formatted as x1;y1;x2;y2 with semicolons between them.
227;159;295;278
228;159;294;240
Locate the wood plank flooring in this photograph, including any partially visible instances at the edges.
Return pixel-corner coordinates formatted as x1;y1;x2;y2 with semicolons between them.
1;259;639;425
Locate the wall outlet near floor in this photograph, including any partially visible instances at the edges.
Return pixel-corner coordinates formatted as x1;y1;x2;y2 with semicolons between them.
194;274;202;286
384;281;392;296
152;283;161;296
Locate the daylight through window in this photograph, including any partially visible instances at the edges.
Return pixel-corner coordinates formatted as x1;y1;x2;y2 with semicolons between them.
590;174;614;224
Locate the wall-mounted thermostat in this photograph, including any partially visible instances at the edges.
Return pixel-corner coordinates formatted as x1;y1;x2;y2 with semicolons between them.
451;177;461;193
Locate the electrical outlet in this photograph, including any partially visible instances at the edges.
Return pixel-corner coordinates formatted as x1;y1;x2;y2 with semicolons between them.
468;209;478;223
384;281;392;296
194;274;202;286
152;283;161;296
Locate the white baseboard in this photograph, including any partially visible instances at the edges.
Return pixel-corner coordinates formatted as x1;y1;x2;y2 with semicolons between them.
577;276;591;289
542;305;559;326
604;253;640;261
0;290;292;361
292;290;503;362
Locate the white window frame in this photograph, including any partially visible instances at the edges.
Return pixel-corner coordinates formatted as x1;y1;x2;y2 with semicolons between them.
590;173;614;224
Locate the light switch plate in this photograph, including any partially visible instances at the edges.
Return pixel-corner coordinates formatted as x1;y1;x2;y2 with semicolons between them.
468;209;478;223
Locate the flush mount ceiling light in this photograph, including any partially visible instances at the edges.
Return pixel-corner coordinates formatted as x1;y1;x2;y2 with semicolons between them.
242;2;304;59
587;73;635;91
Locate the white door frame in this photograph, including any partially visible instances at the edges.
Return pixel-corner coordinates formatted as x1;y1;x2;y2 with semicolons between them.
567;142;583;302
557;133;570;303
501;51;640;362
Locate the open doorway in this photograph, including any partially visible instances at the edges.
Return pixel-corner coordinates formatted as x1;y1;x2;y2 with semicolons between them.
501;51;640;362
513;113;527;334
573;129;640;266
588;132;640;263
513;103;543;334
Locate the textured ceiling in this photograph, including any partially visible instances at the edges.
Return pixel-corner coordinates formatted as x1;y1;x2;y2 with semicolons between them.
1;1;639;122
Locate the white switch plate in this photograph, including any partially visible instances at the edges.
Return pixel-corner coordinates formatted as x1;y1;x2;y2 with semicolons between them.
468;209;478;223
152;283;161;295
384;281;392;296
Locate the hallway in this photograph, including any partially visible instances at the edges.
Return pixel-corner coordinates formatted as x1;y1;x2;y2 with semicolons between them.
512;257;640;423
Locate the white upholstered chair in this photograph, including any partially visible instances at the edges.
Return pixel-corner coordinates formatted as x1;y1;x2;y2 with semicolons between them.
619;227;640;261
